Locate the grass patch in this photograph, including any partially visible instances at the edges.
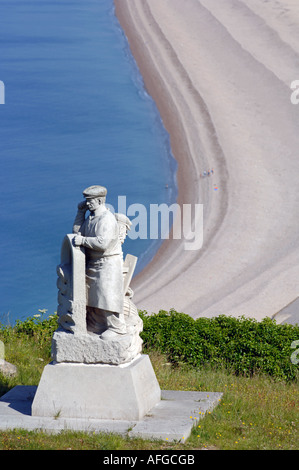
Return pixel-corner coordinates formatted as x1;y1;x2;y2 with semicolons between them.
151;351;298;450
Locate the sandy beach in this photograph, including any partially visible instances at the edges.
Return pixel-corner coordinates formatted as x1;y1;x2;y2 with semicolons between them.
115;0;299;322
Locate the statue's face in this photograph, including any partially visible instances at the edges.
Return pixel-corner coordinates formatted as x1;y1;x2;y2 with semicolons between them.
86;198;100;212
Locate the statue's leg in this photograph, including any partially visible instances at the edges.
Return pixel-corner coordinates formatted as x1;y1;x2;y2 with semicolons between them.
87;307;126;338
86;307;106;334
101;310;127;339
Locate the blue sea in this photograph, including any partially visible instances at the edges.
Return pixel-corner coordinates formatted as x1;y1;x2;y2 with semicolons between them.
0;0;177;324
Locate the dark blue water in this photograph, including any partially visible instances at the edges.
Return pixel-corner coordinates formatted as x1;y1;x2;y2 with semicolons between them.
0;0;177;324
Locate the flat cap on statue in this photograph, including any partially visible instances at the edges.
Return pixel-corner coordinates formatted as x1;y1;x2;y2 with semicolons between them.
83;185;107;199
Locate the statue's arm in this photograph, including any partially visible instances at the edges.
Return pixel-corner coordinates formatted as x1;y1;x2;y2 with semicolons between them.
79;218;118;252
81;236;109;251
72;202;87;234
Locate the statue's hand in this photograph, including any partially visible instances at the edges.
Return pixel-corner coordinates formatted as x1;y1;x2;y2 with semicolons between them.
73;235;84;246
77;200;88;211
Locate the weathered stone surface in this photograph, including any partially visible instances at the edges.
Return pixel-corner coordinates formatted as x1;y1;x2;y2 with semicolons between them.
31;355;161;421
56;234;87;334
51;329;142;365
0;360;17;377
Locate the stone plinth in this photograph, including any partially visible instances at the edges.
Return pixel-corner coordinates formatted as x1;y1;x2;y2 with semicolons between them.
51;330;142;365
31;355;161;421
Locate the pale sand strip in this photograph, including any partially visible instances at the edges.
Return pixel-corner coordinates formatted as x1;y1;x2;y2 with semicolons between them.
115;0;299;321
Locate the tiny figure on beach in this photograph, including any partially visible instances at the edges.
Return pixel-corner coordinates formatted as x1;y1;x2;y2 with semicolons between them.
200;168;214;178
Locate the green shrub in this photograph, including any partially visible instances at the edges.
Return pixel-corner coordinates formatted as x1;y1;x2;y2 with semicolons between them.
0;311;58;360
13;311;58;342
139;310;299;382
1;309;298;383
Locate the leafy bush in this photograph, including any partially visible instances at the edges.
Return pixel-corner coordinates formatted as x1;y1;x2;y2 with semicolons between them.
0;310;58;356
13;311;58;343
1;309;298;382
139;310;299;382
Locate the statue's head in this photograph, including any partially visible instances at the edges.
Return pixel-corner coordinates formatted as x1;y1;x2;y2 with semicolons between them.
83;185;107;212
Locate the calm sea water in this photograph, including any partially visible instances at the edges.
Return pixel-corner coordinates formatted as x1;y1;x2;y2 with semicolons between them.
0;0;177;324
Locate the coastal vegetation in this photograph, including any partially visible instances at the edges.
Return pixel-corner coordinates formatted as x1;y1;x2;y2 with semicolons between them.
0;310;298;450
140;310;299;383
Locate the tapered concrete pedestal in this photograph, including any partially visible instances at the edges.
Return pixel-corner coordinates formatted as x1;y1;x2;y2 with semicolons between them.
31;355;161;421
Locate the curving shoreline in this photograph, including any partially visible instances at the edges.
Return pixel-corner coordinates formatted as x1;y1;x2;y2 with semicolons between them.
114;0;299;321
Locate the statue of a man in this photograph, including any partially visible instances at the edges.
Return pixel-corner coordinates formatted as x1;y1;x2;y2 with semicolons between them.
72;185;126;340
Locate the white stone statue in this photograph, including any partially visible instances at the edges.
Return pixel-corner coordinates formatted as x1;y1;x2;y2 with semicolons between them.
32;186;161;421
52;185;142;365
72;185;126;340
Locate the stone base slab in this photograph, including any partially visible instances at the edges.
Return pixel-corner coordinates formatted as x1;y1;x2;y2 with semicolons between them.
0;386;223;442
31;355;161;421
